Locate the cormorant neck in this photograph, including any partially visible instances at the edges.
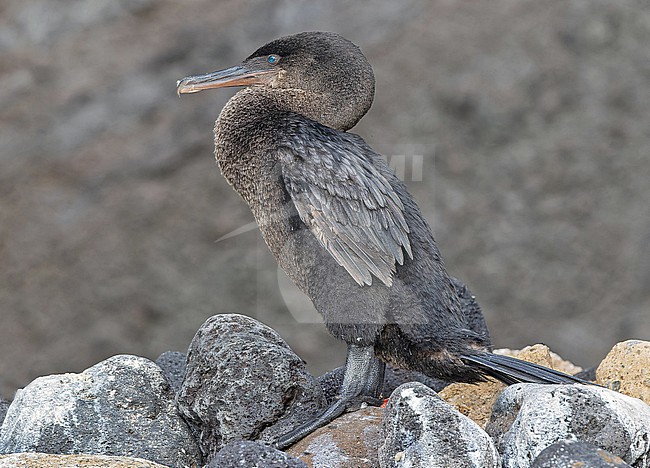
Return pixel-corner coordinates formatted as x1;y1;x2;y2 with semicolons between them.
268;86;372;131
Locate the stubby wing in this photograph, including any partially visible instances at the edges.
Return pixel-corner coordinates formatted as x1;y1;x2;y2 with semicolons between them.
278;122;412;287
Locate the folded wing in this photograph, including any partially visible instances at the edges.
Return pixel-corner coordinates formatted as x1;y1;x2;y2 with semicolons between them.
278;120;412;286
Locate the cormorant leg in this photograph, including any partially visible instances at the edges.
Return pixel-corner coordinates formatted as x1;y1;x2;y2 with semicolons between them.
340;344;385;404
274;344;385;449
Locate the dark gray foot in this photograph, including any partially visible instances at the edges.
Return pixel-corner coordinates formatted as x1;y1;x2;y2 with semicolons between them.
274;344;385;450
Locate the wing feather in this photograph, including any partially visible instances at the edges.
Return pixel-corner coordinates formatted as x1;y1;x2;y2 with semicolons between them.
278;119;412;286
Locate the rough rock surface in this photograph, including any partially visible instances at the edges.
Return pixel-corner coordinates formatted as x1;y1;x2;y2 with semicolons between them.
287;406;383;468
0;398;9;428
0;453;169;468
486;383;650;468
379;382;500;468
438;378;505;430
176;314;325;461
597;340;650;404
439;343;582;427
0;355;201;467
209;440;308;468
531;440;632;468
575;366;598;382
155;350;186;394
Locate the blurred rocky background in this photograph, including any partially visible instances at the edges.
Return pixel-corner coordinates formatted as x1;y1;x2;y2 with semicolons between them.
1;0;649;399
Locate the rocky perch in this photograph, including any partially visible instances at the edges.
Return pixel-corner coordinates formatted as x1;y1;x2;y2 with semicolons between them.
0;315;648;468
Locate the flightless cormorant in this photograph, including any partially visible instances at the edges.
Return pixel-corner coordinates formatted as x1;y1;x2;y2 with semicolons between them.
177;31;586;449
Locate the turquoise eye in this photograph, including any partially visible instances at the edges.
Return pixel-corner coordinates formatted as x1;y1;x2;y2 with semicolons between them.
267;55;279;64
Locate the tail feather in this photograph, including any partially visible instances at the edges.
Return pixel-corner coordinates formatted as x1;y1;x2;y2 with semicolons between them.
461;353;592;385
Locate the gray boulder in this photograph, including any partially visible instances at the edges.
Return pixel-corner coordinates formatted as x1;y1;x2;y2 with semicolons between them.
0;354;201;467
379;382;500;468
155;350;187;394
208;440;307;468
0;398;9;427
486;384;650;468
176;314;326;461
285;406;383;468
531;440;631;467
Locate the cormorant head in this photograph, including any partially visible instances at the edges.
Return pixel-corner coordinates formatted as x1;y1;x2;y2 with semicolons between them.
177;32;375;131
